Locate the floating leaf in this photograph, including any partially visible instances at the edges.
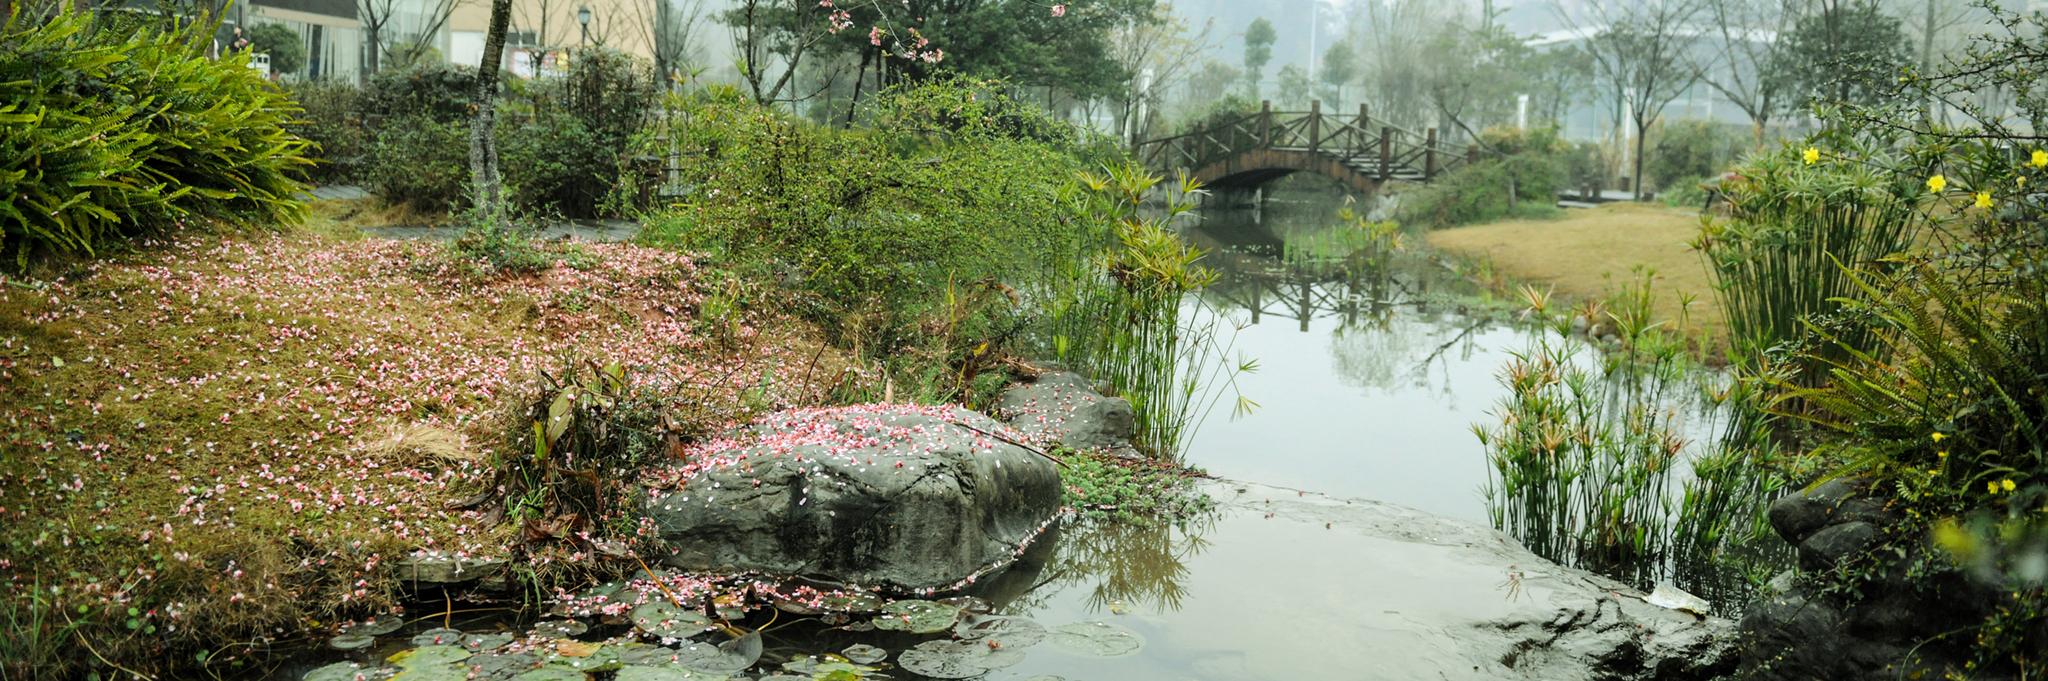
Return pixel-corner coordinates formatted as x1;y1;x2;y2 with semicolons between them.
840;644;887;665
615;665;728;681
533;620;589;638
328;633;375;651
632;601;715;639
897;639;1021;679
1047;621;1143;657
388;645;472;668
410;628;464;647
469;651;541;678
462;633;514;652
936;596;992;614
302;662;367;681
512;667;587;681
391;664;469;681
871;600;960;634
815;591;885;614
673;631;760;676
953;615;1045;649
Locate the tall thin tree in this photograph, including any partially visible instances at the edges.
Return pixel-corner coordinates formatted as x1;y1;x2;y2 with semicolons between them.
470;0;513;216
1559;0;1709;199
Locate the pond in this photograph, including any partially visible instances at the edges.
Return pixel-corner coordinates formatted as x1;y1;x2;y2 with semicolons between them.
271;193;1737;681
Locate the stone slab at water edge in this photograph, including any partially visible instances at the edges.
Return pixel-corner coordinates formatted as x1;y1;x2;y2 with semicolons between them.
640;404;1062;591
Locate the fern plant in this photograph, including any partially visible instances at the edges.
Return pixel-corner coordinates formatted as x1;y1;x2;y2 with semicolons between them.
0;7;312;268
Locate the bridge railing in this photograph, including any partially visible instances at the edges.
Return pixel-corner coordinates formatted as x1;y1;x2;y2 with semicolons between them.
1136;100;1490;183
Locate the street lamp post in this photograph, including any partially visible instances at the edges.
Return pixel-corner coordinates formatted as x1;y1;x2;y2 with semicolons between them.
577;5;592;48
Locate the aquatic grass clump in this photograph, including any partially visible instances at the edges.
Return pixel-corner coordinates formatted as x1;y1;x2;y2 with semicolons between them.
1040;162;1256;459
1479;273;1795;600
1282;205;1404;279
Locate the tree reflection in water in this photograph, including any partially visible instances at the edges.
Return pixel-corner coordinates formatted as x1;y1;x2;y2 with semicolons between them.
998;514;1218;615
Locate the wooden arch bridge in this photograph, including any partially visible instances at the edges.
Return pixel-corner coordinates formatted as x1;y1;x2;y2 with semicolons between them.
1134;101;1484;196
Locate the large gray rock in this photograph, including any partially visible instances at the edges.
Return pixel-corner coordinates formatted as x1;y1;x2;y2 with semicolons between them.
1766;477;1866;544
993;371;1136;452
641;405;1061;591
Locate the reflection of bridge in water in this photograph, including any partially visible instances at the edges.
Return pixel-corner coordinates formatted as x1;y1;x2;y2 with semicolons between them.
1184;215;1441;332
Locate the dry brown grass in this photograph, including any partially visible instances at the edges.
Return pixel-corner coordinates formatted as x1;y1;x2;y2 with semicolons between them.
1426;202;1726;348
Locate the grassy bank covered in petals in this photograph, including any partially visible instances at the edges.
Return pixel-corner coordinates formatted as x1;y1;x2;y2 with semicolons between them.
0;209;843;677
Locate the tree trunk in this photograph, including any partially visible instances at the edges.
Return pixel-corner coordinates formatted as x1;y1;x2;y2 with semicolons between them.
470;0;514;217
1633;118;1648;201
365;27;381;78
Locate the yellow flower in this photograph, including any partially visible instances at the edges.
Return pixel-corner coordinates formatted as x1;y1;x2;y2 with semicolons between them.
1931;432;1947;442
2033;149;2048;168
1803;147;1820;165
2002;479;2017;492
1928;174;1948;193
1938;450;1949;459
1976;192;1994;209
1990;481;2002;494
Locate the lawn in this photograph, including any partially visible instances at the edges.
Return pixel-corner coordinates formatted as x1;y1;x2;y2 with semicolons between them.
1425;202;1725;349
0;205;840;674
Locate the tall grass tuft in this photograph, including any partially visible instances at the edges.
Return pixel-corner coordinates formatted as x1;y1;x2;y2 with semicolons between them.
1041;162;1256;458
1694;144;1926;389
1479;272;1797;601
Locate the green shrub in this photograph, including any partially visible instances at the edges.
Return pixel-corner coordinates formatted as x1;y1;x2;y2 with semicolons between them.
507;48;655;218
1648;120;1746;193
363;113;470;212
362;62;478;123
1396;127;1566;229
0;8;311;267
286;81;367;183
864;75;1081;150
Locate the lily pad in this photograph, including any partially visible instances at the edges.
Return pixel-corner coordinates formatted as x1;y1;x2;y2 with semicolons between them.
468;651;540;678
303;662;369;681
343;615;407;637
545;642;622;673
673;632;761;676
410;628;465;647
840;644;887;665
778;657;879;677
1047;621;1144;657
462;633;515;652
390;665;469;681
632;601;715;639
532;620;589;638
511;667;587;681
816;591;885;614
329;633;376;651
389;645;473;668
953;615;1046;649
936;595;992;614
871;600;961;634
614;665;727;681
897;639;1022;679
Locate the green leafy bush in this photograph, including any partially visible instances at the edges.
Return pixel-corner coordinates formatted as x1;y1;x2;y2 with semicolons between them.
363;114;470;212
640;86;1093;355
1396;128;1565;229
362;62;478;123
506;48;655;217
864;75;1082;149
1648;120;1747;192
286;81;367;183
0;8;312;267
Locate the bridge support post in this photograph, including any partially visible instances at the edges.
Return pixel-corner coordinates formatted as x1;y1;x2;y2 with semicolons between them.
1378;127;1393;181
1424;127;1438;180
1357;104;1370;149
1308;100;1321;154
1258;100;1273;148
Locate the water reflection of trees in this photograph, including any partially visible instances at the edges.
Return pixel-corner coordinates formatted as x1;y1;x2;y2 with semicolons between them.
999;514;1217;616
